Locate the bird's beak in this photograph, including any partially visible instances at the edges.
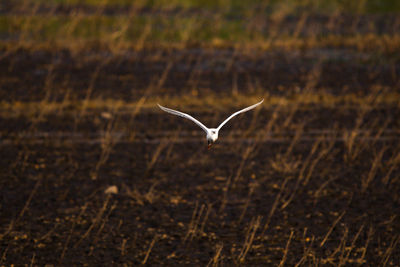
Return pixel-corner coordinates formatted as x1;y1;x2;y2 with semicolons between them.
208;143;212;150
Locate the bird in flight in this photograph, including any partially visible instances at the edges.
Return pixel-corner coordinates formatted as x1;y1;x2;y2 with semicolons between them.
158;99;264;149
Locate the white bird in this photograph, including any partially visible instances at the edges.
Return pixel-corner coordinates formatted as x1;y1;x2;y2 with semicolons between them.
158;99;264;149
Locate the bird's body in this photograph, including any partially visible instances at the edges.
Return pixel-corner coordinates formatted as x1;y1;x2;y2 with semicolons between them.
158;99;264;148
206;128;218;146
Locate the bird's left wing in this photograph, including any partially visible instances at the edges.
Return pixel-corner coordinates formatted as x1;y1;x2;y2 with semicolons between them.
157;104;210;134
216;99;264;131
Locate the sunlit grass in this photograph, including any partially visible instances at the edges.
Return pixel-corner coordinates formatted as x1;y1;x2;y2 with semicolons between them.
0;15;246;42
15;0;400;14
2;15;400;56
1;91;398;118
2;0;399;54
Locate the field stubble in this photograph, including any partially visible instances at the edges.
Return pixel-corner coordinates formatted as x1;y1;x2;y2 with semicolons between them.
1;8;400;266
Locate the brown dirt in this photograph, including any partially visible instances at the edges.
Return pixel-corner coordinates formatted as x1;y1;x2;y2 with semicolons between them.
0;45;400;265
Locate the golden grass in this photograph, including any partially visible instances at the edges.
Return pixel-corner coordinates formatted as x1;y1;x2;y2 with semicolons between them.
1;90;398;118
2;31;400;56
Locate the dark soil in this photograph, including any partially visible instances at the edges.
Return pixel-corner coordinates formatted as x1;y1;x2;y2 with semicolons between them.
1;45;400;265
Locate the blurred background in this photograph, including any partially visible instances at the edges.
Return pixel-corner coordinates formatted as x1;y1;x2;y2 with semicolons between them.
1;0;400;102
2;0;400;44
1;0;400;266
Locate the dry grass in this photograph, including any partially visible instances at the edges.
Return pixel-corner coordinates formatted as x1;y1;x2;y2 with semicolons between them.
1;90;399;118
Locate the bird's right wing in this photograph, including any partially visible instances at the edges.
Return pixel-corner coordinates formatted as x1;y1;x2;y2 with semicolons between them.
158;104;209;134
217;99;264;131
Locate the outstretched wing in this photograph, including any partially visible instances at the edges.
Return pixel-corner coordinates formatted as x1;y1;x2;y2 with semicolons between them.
217;99;264;131
158;104;210;134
